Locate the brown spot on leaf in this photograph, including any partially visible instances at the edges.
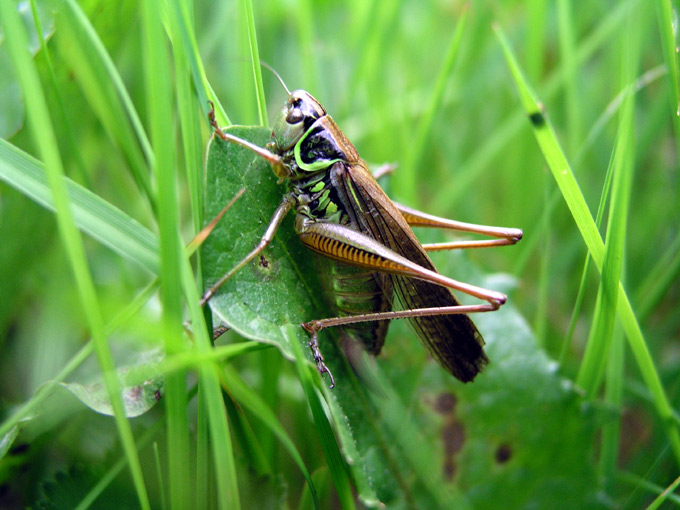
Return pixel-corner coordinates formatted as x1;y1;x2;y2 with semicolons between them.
441;421;465;479
495;443;512;464
434;392;457;414
431;392;464;480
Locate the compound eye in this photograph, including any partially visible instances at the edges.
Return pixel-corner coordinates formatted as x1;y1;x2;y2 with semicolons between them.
286;108;304;124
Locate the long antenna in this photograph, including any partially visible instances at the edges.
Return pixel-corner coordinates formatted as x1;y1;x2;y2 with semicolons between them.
260;61;291;95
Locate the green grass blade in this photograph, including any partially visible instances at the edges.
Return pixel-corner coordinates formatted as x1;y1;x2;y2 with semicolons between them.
0;280;157;440
182;247;241;508
141;0;190;507
284;325;355;510
167;0;205;236
0;2;150;508
645;472;680;510
198;364;240;510
242;0;267;126
195;386;212;509
494;21;680;465
556;0;582;156
634;230;680;321
28;0;90;186
73;419;165;510
339;0;399;118
400;5;468;203
549;66;664;362
599;328;624;480
0;139;159;273
222;366;319;509
577;11;638;396
617;470;680;507
165;0;230;126
655;0;680;117
55;0;155;207
525;0;547;80
433;0;642;212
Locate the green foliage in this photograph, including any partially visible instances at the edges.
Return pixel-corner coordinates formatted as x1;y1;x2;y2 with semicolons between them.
0;0;679;508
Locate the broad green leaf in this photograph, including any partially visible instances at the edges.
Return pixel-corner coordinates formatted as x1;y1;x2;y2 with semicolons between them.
452;298;604;509
203;126;603;508
202;126;327;354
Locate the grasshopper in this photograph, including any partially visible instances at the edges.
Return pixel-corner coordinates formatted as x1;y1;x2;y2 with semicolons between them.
202;79;522;388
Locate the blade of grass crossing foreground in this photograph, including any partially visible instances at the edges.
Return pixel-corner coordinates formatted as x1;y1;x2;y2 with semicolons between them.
617;470;680;506
589;65;634;479
340;0;399;119
560;150;614;364
73;419;166;510
163;2;214;500
575;122;631;394
153;443;167;510
0;140;159;273
180;231;240;508
196;386;213;509
635;231;680;321
284;325;355;510
494;22;680;465
142;0;190;507
239;2;287;445
0;2;151;508
184;260;241;510
221;384;271;476
166;0;230;126
167;0;205;274
550;65;663;361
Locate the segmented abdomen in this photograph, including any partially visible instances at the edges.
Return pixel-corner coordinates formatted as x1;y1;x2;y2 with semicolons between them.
313;254;393;354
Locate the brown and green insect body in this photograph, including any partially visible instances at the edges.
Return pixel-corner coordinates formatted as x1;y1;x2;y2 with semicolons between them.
266;90;488;382
205;86;522;387
266;92;394;355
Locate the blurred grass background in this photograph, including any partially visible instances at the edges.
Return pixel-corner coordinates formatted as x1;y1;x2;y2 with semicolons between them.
1;0;679;508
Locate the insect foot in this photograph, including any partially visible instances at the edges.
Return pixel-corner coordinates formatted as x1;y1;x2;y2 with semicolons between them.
302;321;336;388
